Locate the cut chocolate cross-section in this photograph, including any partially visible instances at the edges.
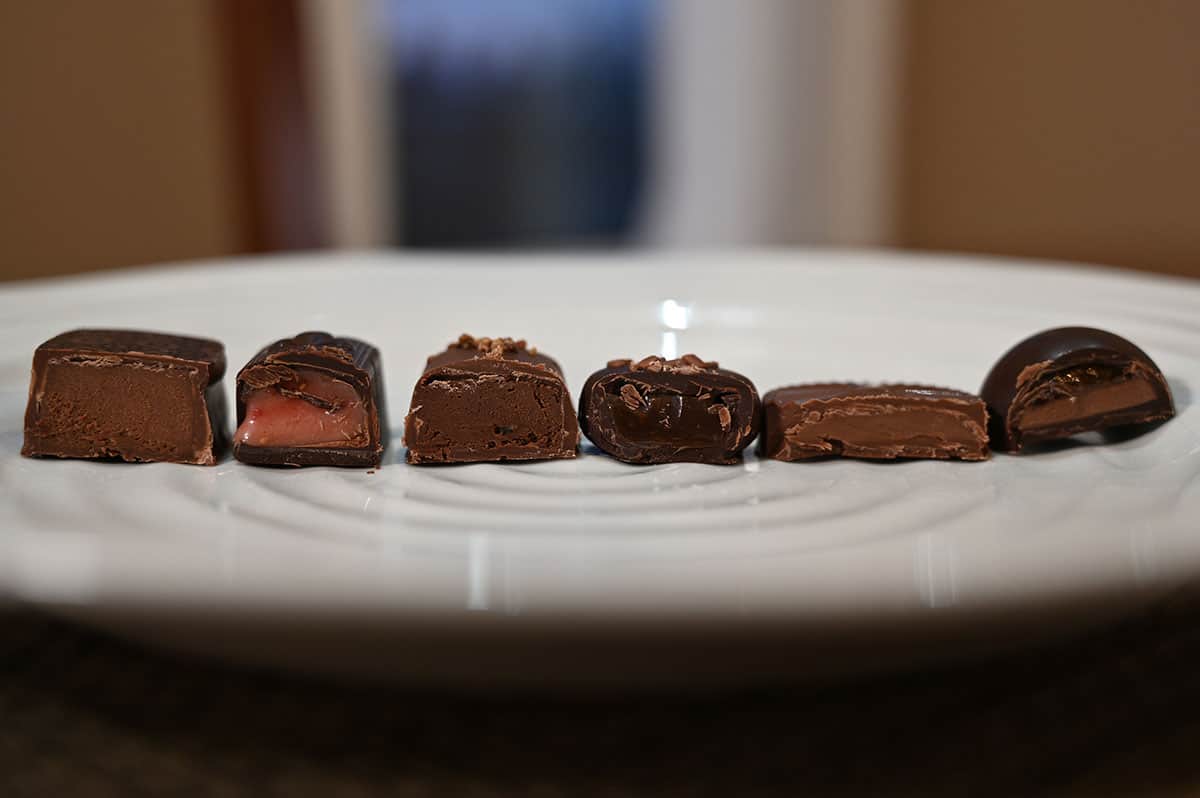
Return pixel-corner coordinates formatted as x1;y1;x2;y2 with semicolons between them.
403;334;579;464
22;328;228;465
234;332;387;467
579;355;761;464
980;326;1174;452
760;383;990;461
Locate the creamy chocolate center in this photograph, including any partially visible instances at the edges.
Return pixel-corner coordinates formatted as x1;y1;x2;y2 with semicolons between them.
1016;365;1161;433
601;383;736;449
783;405;984;452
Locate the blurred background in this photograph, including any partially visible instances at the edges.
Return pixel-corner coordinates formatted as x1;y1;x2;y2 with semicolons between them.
1;0;1198;282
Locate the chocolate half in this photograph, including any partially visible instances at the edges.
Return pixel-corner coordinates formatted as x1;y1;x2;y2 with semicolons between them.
403;334;579;463
980;326;1174;452
234;332;388;467
22;328;228;465
759;383;989;461
578;355;761;465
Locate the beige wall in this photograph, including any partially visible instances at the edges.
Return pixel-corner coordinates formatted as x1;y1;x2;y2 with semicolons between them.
3;2;1198;282
0;1;240;282
900;0;1200;277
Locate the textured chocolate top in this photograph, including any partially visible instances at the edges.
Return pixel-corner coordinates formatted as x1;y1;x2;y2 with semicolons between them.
765;383;983;406
36;328;226;382
239;331;379;387
422;334;563;376
980;326;1174;451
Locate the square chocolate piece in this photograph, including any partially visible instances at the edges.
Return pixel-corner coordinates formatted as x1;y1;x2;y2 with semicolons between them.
760;383;989;461
403;335;579;463
22;329;228;465
233;332;388;467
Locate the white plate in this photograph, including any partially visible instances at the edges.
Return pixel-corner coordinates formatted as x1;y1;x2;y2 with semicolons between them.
1;251;1198;688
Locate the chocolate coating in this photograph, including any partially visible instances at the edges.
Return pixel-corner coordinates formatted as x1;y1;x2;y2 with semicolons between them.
980;326;1174;452
22;328;228;465
403;335;579;464
578;355;761;464
760;383;989;461
234;331;388;467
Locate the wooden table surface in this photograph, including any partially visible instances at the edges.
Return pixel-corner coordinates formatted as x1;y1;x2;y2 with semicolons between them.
3;591;1200;797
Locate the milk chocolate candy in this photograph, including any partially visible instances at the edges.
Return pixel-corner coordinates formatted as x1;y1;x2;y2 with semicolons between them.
21;329;228;465
760;383;990;461
578;355;761;464
980;326;1174;452
403;335;579;463
234;332;387;467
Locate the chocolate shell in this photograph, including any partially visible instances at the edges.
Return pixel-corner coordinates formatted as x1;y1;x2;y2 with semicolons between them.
579;355;761;465
980;326;1174;452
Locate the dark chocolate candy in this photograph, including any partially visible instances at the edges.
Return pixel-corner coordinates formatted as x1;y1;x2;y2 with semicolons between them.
21;328;228;465
578;355;760;465
403;335;579;463
234;332;388;467
980;326;1174;452
759;383;989;461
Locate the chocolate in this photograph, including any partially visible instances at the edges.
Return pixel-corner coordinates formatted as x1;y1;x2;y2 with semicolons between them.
759;383;989;461
21;329;228;465
578;355;760;464
403;334;579;463
980;326;1174;452
234;332;388;467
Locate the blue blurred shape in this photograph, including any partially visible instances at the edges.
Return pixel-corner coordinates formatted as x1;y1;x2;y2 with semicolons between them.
381;0;651;246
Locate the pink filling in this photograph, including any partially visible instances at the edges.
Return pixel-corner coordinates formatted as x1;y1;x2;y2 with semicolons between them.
237;370;367;447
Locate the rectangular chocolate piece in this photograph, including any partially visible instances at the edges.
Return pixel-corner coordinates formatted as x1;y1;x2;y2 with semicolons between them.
403;334;579;463
578;355;761;464
233;332;388;467
22;328;228;465
760;383;989;461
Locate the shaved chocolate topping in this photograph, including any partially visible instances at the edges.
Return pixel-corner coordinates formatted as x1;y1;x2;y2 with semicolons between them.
403;334;579;464
446;333;538;359
980;326;1174;452
760;383;990;462
234;331;388;468
578;355;760;464
21;328;228;465
422;334;555;375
